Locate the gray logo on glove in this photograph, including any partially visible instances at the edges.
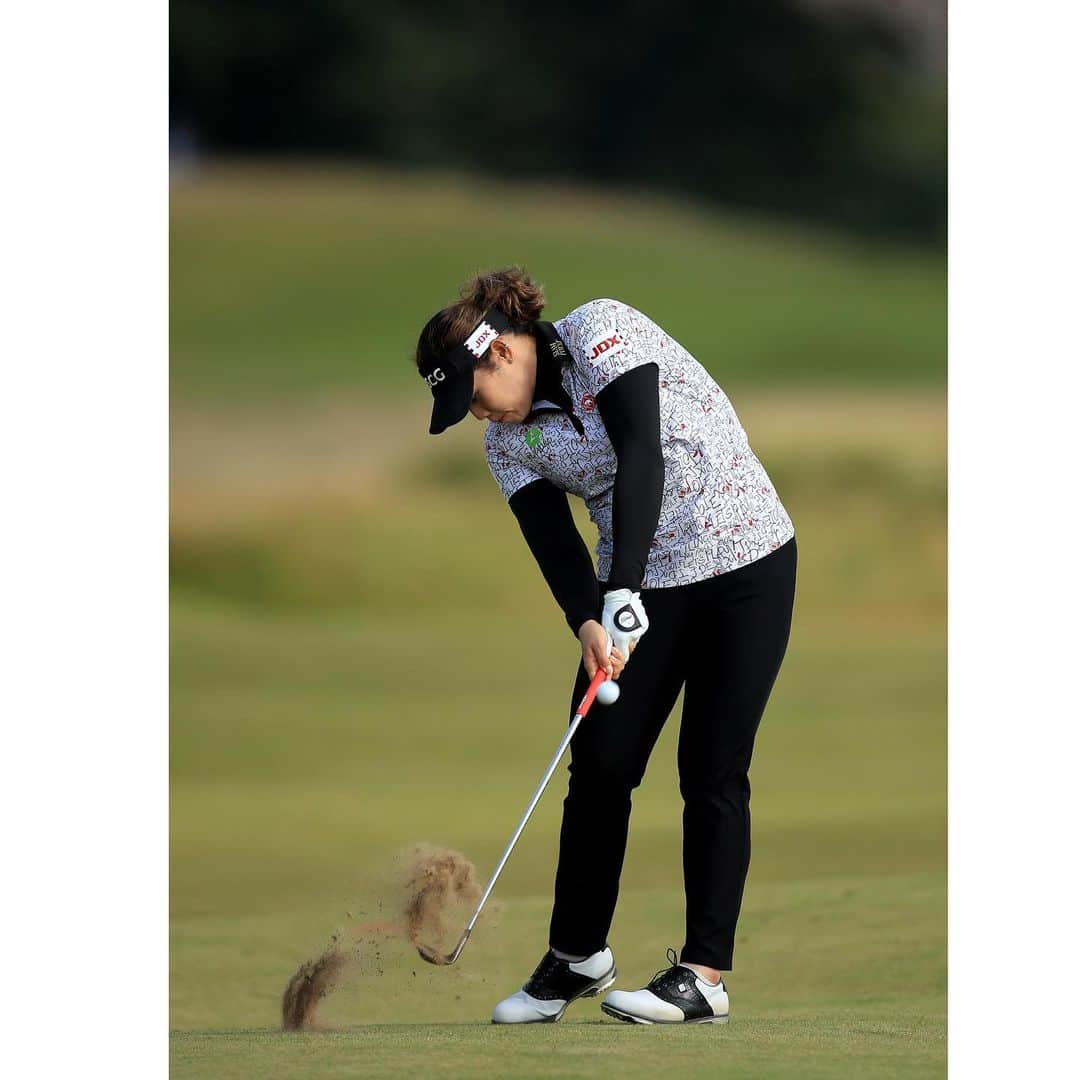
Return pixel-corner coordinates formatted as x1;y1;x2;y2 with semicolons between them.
616;606;642;631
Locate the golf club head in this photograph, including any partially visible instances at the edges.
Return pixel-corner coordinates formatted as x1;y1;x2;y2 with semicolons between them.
416;928;470;966
416;942;450;966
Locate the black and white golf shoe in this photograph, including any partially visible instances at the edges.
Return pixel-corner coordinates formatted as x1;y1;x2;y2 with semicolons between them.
601;949;730;1025
491;947;617;1024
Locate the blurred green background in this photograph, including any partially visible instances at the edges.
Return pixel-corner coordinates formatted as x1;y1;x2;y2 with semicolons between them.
170;3;945;1077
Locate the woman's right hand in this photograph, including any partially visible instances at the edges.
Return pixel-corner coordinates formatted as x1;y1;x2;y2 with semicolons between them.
577;619;627;681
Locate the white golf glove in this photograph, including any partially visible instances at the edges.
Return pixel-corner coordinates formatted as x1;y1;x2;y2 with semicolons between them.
602;588;649;663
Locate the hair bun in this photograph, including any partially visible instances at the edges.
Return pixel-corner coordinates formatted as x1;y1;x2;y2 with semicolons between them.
414;266;546;380
462;267;545;325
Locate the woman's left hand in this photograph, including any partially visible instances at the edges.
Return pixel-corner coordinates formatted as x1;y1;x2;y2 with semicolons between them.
601;588;649;664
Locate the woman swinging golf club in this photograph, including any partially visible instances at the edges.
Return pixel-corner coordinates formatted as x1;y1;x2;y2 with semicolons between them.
414;268;797;1025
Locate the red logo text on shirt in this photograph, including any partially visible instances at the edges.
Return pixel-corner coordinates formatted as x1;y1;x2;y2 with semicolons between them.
589;333;623;360
581;393;597;412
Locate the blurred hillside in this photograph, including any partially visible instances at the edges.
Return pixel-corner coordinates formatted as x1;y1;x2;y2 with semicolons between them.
170;1;945;240
170;165;944;400
170;164;945;627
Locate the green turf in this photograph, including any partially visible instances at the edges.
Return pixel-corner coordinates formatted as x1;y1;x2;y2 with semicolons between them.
170;166;944;399
172;1013;945;1080
170;599;944;1077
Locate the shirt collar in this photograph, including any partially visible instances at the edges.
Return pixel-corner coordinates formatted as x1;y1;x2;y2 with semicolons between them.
527;322;584;436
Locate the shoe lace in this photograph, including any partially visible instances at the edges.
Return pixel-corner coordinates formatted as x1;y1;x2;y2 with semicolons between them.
647;947;680;989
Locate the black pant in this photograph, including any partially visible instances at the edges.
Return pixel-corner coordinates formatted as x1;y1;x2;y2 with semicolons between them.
549;537;797;971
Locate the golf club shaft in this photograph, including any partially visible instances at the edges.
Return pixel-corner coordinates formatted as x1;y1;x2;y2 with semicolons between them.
461;668;610;936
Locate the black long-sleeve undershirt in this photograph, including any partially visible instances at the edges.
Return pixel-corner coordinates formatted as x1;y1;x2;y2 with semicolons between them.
599;363;664;591
508;478;602;636
508;362;664;636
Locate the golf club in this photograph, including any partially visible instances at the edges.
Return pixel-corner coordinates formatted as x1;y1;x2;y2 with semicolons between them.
416;666;615;966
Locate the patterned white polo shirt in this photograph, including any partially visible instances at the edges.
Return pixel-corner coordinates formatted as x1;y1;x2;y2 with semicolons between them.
484;298;795;589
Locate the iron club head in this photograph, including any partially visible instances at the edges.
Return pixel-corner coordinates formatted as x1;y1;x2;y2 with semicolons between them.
416;942;450;966
416;929;470;967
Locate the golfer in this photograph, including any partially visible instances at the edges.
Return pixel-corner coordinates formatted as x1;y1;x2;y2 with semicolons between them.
414;268;797;1025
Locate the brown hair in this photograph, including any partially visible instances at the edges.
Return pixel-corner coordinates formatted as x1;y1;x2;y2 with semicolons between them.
414;266;546;374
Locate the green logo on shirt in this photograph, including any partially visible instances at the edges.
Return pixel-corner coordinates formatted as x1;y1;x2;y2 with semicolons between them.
525;426;543;449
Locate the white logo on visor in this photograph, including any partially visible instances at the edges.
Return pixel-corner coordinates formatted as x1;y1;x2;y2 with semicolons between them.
425;367;446;387
464;321;499;358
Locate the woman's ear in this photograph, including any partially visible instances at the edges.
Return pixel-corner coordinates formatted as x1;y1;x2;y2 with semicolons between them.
490;338;512;365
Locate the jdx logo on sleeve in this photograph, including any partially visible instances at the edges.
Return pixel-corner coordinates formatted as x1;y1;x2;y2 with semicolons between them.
586;329;626;361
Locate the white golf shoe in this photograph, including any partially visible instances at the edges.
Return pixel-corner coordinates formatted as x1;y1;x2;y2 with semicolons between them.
491;947;617;1024
601;949;729;1025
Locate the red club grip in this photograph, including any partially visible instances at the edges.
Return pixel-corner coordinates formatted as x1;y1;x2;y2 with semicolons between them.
575;668;611;719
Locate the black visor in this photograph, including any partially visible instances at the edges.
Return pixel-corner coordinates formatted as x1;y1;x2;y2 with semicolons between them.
419;309;512;434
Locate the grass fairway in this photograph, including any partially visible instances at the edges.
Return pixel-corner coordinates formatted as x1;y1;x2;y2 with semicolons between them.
172;1009;944;1080
170;602;944;1078
170;384;945;1076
